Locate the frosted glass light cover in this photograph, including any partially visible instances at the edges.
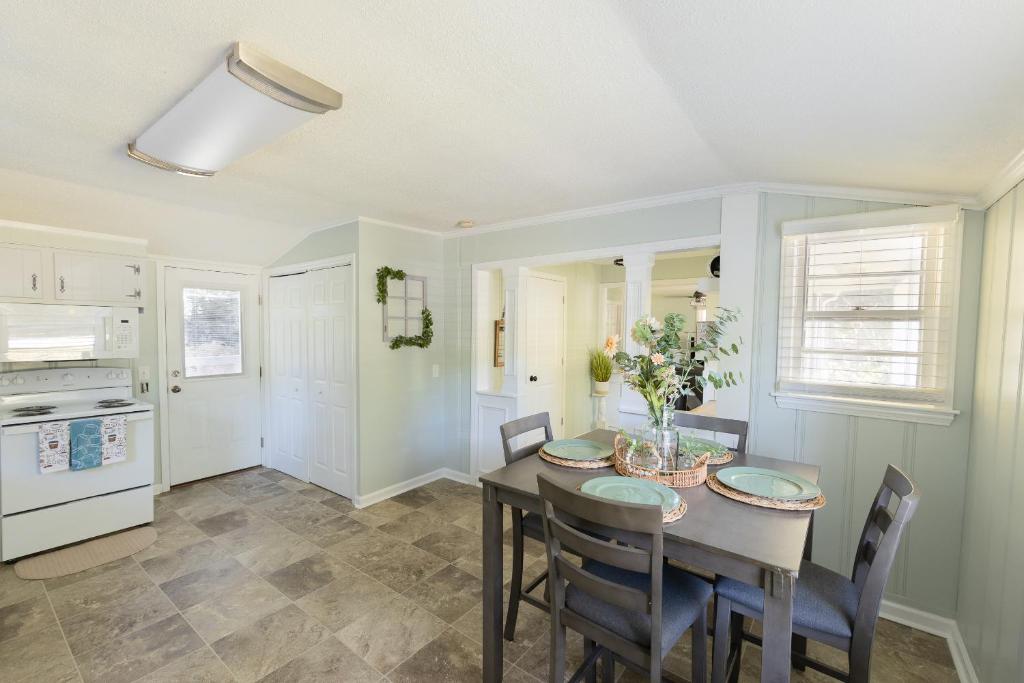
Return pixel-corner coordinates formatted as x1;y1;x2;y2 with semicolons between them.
128;43;342;176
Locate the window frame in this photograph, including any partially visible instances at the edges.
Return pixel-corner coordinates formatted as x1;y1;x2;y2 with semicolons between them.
772;204;964;426
382;275;427;342
181;286;245;379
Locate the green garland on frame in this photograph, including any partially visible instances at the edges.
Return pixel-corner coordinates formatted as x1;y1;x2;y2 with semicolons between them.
376;266;434;349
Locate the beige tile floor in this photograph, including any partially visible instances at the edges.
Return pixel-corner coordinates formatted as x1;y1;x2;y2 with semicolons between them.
0;468;958;682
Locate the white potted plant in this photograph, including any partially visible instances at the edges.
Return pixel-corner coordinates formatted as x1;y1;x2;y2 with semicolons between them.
589;346;613;396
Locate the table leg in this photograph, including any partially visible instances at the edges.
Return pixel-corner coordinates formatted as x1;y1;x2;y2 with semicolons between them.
792;513;814;670
482;483;504;682
761;569;794;683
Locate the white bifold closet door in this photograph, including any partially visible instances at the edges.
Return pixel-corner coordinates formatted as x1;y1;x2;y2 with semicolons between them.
268;265;355;498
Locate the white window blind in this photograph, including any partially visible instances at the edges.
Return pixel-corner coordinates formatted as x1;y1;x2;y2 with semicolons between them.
183;287;243;378
777;205;962;407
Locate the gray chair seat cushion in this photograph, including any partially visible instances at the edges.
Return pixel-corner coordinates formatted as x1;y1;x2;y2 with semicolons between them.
566;560;713;653
715;561;859;639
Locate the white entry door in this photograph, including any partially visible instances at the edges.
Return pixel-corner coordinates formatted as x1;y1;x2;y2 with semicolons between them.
266;265;355;497
164;268;261;485
524;274;566;437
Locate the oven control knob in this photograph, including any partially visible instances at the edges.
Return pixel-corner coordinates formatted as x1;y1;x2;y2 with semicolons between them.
107;371;116;379
0;377;8;386
62;373;74;385
13;377;24;385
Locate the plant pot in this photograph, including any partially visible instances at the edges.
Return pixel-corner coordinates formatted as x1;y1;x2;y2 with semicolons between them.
593;380;610;396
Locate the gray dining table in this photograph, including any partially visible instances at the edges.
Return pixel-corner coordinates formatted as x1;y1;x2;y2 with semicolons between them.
479;428;819;683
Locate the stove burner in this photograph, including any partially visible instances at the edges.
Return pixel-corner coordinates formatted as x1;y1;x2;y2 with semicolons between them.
96;401;133;408
12;405;57;413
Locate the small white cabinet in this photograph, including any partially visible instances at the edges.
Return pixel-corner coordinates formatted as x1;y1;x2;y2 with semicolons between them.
53;251;143;305
0;245;43;300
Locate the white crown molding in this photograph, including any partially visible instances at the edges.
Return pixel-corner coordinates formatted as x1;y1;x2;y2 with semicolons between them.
977;146;1024;208
0;217;148;246
752;182;978;210
357;215;443;238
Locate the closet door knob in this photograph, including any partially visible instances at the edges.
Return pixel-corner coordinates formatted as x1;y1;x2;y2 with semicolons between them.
529;375;538;382
171;386;181;393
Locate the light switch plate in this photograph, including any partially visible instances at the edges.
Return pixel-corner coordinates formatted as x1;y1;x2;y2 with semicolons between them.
432;364;440;378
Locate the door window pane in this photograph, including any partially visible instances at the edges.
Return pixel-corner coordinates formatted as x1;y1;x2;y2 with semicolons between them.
183;288;242;377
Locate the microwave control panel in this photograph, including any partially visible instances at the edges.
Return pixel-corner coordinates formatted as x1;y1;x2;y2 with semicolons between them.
109;308;139;357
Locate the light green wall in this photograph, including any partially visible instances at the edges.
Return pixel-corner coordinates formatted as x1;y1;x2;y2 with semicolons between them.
356;220;448;495
748;194;983;618
273;221;359;267
956;185;1024;683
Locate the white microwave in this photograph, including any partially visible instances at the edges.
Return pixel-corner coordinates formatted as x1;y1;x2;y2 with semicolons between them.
0;304;139;362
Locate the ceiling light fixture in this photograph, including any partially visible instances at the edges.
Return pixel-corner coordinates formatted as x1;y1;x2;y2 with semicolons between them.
127;42;342;177
456;219;476;229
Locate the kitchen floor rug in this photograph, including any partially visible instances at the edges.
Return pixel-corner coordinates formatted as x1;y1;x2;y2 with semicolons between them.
14;526;157;579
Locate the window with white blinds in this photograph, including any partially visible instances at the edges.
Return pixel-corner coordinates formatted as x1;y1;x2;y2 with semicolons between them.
776;205;962;410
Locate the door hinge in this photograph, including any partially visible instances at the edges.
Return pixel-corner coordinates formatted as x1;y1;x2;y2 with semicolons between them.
259;366;263;378
260;437;265;448
258;294;262;306
561;417;564;425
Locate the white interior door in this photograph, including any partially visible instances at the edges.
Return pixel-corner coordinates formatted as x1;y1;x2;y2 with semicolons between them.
524;274;566;437
164;267;261;485
267;273;309;480
307;266;355;497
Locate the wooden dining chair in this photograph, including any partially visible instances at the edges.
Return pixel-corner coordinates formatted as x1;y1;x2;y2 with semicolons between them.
537;473;713;683
671;412;748;453
499;413;554;641
711;464;920;683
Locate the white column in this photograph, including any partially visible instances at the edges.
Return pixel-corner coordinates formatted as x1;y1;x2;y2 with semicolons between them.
618;251;655;418
621;251;655;355
718;192;759;422
501;266;529;400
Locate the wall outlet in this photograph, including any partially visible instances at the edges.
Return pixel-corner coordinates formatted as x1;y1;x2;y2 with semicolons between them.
432;364;440;378
139;366;151;382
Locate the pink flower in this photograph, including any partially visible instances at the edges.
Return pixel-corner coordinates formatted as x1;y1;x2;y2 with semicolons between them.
650;352;665;365
603;335;620;357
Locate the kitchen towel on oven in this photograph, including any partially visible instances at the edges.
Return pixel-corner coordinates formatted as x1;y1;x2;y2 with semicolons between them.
38;421;70;474
101;415;128;465
70;418;102;471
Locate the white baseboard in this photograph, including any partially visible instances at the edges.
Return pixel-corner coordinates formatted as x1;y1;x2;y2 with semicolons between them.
353;467;478;508
880;600;978;683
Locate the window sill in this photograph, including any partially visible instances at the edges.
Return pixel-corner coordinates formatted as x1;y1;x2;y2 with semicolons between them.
771;392;958;426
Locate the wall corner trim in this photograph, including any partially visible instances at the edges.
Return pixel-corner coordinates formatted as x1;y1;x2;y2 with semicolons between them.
352;467;478;508
879;600;979;683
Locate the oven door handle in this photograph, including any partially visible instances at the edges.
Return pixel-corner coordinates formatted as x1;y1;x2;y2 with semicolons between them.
2;412;153;436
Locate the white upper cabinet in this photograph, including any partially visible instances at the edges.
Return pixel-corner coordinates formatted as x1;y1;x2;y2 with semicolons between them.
0;245;44;300
53;251;143;305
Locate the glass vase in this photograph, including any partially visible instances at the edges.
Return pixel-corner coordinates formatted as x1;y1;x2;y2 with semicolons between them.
642;404;678;471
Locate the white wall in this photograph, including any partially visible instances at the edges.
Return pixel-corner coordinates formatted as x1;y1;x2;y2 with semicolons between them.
956;184;1024;683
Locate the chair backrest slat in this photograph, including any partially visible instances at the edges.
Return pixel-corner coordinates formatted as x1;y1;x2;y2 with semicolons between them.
500;413;553;464
549;516;651;574
849;464;920;666
556;556;650;613
672;412;748;452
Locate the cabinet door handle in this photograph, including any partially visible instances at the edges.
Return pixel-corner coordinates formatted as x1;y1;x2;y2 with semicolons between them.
125;264;141;275
127;289;141;299
59;276;65;293
31;274;37;291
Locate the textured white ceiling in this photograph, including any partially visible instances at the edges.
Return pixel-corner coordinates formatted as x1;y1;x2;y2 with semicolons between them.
1;1;1023;262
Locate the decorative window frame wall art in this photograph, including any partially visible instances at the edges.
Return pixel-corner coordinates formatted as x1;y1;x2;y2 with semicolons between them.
376;266;434;349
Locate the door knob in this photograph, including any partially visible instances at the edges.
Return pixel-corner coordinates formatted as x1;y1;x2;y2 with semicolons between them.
171;385;182;393
529;375;538;382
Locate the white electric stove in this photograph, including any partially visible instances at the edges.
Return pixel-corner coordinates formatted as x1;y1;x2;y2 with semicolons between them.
0;367;154;560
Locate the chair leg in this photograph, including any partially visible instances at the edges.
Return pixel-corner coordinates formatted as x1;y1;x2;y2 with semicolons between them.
692;600;709;683
600;649;615;683
711;595;731;683
550;622;566;683
726;612;743;683
504;511;525;641
583;638;598;683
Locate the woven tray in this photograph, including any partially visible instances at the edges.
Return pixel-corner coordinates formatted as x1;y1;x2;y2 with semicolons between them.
613;434;708;488
706;451;734;466
706;472;826;511
539;448;614;469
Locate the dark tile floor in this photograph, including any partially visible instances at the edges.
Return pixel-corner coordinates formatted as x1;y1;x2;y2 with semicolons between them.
0;468;958;682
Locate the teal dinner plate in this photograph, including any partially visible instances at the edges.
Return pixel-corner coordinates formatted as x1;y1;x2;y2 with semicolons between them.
580;476;680;513
678;435;729;457
716;466;820;501
542;439;614;461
